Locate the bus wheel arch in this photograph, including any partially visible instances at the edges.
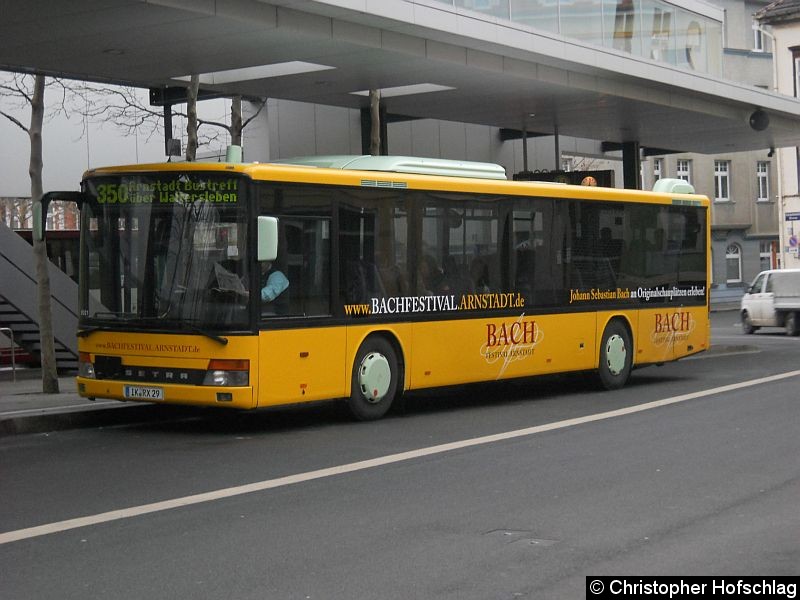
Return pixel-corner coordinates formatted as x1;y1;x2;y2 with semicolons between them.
597;317;633;390
347;332;404;421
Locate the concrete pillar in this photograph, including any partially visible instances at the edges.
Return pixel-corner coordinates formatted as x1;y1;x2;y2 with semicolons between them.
622;141;641;189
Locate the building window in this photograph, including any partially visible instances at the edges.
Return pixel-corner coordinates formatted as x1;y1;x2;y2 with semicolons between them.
650;8;672;61
714;160;730;201
677;159;691;183
726;244;742;283
753;23;765;52
795;53;800;97
653;158;662;183
757;161;770;201
760;241;774;270
613;0;635;53
685;21;702;70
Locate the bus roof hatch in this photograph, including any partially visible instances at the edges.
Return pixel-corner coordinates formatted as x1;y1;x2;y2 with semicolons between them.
271;155;508;180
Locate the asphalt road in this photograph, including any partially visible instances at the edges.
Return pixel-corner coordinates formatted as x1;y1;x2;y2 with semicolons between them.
1;312;798;599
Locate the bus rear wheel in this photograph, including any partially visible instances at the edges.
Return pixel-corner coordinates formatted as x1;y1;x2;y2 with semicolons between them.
347;337;399;421
598;320;632;390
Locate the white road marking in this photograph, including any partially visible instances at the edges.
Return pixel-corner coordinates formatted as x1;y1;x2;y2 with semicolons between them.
2;369;799;546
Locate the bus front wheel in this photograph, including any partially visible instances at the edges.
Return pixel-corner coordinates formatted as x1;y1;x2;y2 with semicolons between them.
598;321;632;390
347;337;399;421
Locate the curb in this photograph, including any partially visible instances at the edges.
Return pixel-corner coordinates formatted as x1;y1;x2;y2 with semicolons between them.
687;344;759;359
0;403;204;436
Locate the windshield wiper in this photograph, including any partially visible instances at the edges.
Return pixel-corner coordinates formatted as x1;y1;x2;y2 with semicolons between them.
142;317;229;346
82;316;228;345
180;323;228;346
77;325;115;337
139;317;230;346
93;311;139;320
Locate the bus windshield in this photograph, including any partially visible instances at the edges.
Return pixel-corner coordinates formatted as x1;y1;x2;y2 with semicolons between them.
80;172;250;332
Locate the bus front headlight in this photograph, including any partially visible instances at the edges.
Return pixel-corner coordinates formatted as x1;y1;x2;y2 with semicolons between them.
78;352;96;379
202;359;249;386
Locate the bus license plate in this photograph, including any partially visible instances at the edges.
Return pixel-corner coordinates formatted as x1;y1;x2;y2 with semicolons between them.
124;385;164;401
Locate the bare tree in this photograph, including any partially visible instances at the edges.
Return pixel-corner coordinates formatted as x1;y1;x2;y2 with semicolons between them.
186;75;199;161
565;155;604;172
198;95;267;150
71;85;164;142
0;73;59;392
230;96;243;146
0;197;33;228
369;89;381;155
1;72;263;392
74;83;266;156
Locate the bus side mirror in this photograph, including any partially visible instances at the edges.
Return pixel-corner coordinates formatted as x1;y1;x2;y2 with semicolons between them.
257;216;278;262
34;191;85;241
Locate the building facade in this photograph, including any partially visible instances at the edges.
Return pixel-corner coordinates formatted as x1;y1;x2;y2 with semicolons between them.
271;0;781;306
1;0;787;309
643;0;780;305
756;0;800;271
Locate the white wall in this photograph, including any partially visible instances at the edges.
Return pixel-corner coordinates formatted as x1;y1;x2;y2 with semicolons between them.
2;85;608;199
0;84;249;196
0;87;166;195
772;26;800;268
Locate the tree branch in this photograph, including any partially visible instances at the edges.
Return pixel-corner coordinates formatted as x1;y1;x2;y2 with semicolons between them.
241;98;267;129
0;108;29;132
197;117;232;132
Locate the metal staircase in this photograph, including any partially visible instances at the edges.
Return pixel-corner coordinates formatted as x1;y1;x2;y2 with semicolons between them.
0;222;79;372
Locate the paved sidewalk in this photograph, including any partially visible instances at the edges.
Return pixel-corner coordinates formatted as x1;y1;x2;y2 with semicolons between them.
0;369;165;436
1;372;86;411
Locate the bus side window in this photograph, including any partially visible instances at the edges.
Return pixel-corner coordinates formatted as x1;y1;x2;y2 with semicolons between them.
513;200;565;307
441;255;473;296
378;263;408;297
339;193;409;305
257;184;334;318
417;254;443;295
515;248;535;300
345;259;385;303
280;218;331;317
470;256;491;294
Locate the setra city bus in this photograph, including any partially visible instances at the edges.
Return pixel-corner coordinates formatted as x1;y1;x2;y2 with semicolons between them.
49;154;710;420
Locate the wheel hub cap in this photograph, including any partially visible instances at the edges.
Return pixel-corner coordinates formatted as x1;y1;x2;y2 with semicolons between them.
358;352;391;403
605;334;627;376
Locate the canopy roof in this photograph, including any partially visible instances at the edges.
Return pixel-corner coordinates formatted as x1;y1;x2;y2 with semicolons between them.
3;0;800;154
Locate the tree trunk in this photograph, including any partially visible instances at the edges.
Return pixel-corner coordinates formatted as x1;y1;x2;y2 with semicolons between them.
230;96;243;146
186;74;199;161
369;89;381;156
30;75;59;393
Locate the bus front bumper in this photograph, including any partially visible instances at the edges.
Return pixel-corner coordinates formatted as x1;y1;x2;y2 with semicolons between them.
76;377;255;410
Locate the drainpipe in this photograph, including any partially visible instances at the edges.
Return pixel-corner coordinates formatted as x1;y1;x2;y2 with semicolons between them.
755;23;786;267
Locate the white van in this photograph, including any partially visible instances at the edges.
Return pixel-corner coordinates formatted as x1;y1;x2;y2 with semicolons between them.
740;269;800;335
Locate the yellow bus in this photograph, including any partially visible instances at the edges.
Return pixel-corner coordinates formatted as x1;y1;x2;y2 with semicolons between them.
59;155;709;420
